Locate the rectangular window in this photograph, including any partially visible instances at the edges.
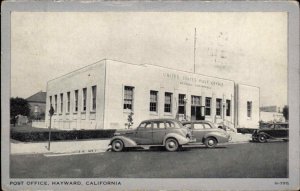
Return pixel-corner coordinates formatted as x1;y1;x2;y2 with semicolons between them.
91;86;97;111
191;96;201;106
67;92;70;113
124;86;134;111
164;92;172;113
205;97;211;116
60;93;63;113
178;94;186;114
149;90;158;112
82;88;87;112
74;90;78;112
216;98;222;116
247;101;252;118
226;100;231;116
49;96;52;106
54;95;57;113
34;105;39;113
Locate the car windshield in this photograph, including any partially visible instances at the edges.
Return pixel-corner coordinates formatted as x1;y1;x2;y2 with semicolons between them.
138;122;151;129
183;123;192;129
204;121;216;128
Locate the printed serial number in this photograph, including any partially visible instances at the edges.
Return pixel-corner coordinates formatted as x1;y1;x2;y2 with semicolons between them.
274;181;289;185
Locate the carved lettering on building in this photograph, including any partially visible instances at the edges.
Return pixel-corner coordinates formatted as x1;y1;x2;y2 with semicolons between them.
163;72;223;89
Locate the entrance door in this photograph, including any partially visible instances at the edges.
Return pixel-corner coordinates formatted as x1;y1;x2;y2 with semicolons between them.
191;96;205;120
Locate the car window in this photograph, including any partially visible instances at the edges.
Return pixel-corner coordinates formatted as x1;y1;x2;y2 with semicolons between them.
145;123;152;128
139;122;151;129
159;122;165;128
139;122;146;128
165;121;175;128
269;124;275;128
203;124;212;129
183;123;192;129
194;123;204;129
153;122;164;129
275;124;281;129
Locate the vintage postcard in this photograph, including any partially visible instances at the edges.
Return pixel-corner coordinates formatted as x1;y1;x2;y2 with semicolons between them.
1;1;299;191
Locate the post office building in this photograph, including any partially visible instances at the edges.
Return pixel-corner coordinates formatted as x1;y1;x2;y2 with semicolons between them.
45;59;260;130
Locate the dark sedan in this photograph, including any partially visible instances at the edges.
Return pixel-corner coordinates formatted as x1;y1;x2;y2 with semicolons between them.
252;122;288;143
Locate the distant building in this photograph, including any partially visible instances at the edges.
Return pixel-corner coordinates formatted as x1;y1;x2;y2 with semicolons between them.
260;112;285;123
260;105;281;113
259;105;284;122
26;91;46;120
45;59;260;130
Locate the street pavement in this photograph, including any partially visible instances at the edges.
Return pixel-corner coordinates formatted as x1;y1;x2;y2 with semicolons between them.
10;142;288;178
10;132;251;155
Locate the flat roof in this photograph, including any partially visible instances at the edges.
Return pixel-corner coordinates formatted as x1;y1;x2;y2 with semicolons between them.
47;58;259;88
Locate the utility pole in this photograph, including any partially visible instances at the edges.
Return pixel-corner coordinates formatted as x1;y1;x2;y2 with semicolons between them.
48;105;54;151
194;27;197;73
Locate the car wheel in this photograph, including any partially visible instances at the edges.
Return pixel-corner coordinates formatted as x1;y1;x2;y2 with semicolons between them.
258;134;267;143
111;139;124;152
165;138;179;152
204;137;217;148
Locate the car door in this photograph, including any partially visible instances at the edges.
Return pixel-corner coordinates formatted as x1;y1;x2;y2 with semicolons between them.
191;123;206;142
274;124;288;138
135;122;153;145
152;121;166;145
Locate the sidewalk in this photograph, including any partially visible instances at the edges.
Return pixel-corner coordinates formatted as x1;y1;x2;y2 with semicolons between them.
10;133;252;155
228;132;252;143
11;139;110;155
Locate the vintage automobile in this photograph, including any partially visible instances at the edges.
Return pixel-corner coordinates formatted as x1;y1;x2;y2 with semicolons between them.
109;119;194;152
252;122;289;143
181;121;231;148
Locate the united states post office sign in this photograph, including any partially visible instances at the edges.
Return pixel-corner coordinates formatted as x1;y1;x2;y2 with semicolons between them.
162;72;224;89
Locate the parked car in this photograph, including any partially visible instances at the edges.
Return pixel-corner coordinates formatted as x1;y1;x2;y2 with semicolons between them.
109;119;194;152
252;122;289;143
181;121;231;148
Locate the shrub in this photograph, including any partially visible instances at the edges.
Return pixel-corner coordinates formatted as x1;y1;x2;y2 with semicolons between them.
11;129;116;142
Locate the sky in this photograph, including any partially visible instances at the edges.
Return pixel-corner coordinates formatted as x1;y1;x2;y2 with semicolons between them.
11;12;287;108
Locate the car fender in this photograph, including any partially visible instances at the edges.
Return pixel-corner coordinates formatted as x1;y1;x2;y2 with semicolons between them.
257;132;271;138
109;136;138;147
164;133;189;145
203;132;226;143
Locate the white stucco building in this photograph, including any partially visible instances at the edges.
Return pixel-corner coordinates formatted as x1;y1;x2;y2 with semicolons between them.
45;59;260;130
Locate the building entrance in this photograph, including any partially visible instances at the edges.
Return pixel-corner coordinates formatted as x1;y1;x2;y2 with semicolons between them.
191;96;205;120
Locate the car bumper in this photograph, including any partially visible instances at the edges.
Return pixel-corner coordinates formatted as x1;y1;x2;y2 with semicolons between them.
228;135;232;141
252;134;258;139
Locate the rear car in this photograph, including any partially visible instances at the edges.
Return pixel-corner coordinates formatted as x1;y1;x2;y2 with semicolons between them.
252;122;289;143
181;121;231;147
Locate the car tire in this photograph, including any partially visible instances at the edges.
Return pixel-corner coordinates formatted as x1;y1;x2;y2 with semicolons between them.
111;139;124;152
204;137;218;148
165;138;179;152
258;134;267;143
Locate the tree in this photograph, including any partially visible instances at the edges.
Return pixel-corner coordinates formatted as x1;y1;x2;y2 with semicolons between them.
282;105;288;121
10;97;30;125
126;112;134;129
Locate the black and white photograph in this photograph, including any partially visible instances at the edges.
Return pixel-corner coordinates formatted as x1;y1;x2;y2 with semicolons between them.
1;1;299;191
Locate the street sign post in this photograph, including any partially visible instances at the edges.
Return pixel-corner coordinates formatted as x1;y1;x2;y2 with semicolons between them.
48;105;54;151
